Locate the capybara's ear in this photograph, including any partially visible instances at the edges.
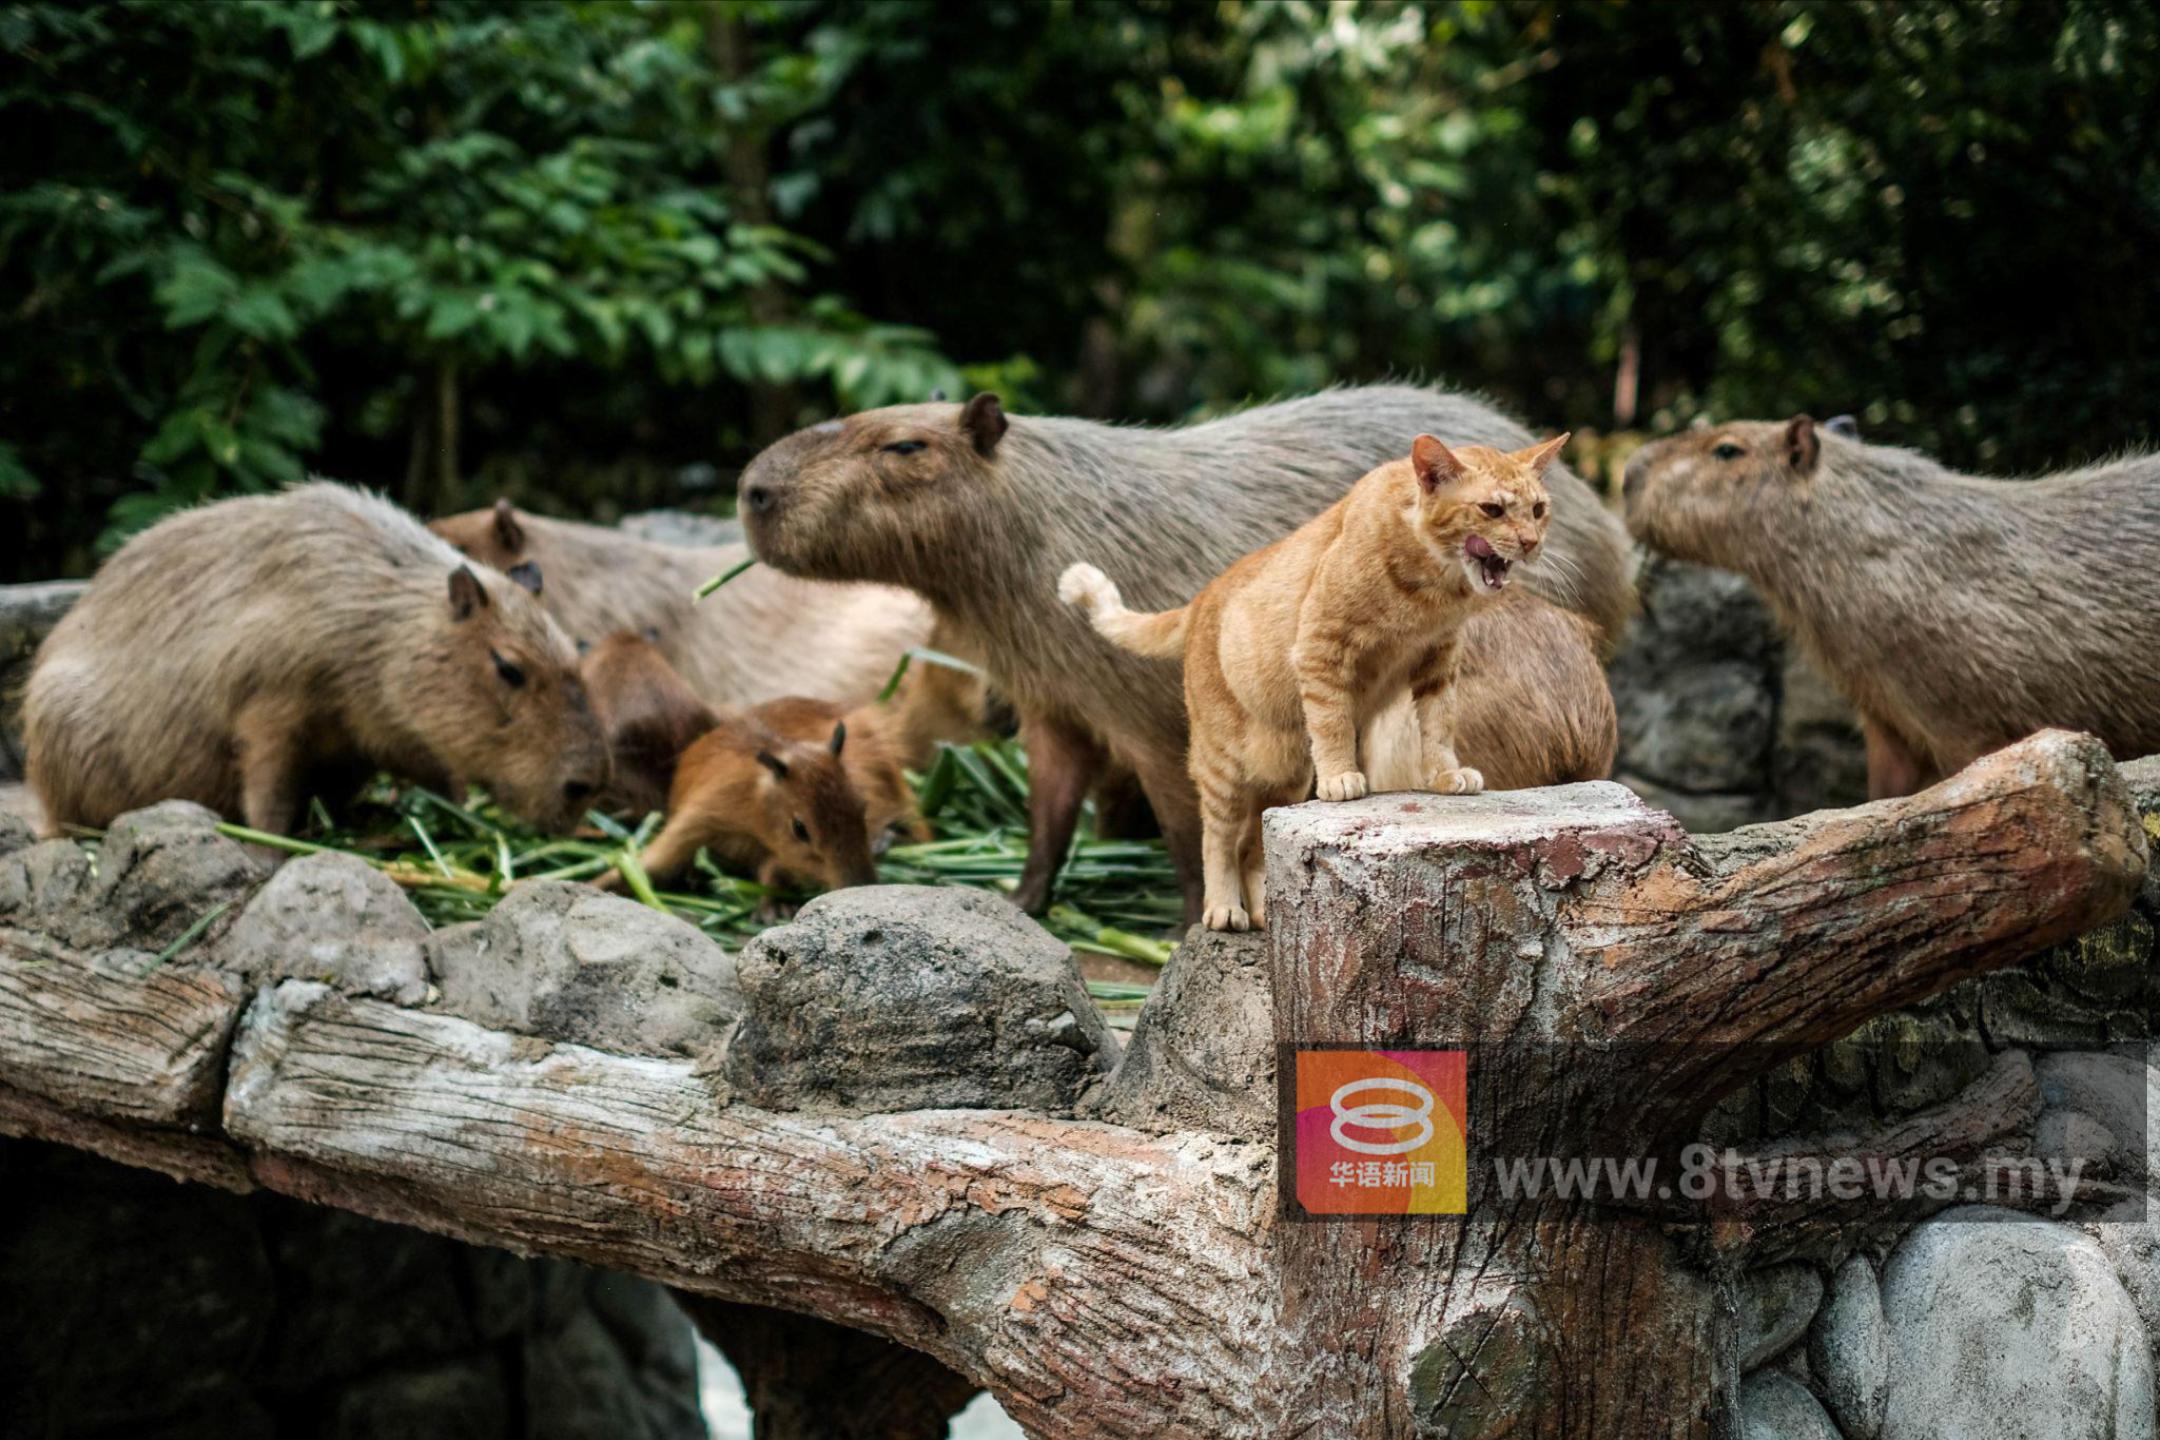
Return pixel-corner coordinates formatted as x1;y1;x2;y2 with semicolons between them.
755;750;789;780
1410;434;1465;496
448;564;489;621
1785;416;1821;475
1824;414;1861;440
1517;433;1571;476
961;393;1007;457
506;561;543;596
492;498;525;554
829;720;847;757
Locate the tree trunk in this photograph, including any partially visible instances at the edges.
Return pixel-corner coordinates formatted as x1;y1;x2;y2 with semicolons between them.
708;9;800;444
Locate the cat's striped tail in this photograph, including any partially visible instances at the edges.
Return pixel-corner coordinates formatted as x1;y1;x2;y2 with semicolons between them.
1058;563;1190;659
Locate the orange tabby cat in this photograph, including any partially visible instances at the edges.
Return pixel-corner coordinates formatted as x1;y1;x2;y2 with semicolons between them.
1059;433;1563;931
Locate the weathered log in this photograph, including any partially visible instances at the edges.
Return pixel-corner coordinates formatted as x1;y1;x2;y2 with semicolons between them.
0;730;2144;1439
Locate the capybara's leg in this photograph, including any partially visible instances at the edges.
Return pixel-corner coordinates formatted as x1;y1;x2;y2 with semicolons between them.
621;811;712;887
1130;740;1205;926
1862;713;1929;800
1011;712;1106;915
1090;764;1159;840
234;696;307;835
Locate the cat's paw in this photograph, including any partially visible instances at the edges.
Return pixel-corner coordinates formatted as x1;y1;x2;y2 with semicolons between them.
1204;902;1253;932
1058;562;1115;612
1430;766;1485;795
1317;770;1369;802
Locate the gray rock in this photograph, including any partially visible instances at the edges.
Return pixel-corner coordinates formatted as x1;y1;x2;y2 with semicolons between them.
430;880;743;1061
2036;1050;2158;1185
221;851;430;1003
2087;1202;2160;1395
1739;1263;1824;1370
1090;927;1273;1139
619;509;743;548
326;1358;510;1440
1982;968;2110;1048
1810;1255;1888;1440
1739;1370;1843;1440
1615;660;1776;795
0;807;33;857
92;800;264;951
1880;1207;2154;1440
729;885;1120;1113
0;836;95;920
0;579;85;780
526;1304;706;1440
1615;772;1768;835
2035;1108;2121;1183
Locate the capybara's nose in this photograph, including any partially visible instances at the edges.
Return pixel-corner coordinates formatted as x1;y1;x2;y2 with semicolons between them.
564;779;596;805
743;481;775;516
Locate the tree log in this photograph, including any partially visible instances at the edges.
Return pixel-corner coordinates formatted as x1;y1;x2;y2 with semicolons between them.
0;730;2144;1438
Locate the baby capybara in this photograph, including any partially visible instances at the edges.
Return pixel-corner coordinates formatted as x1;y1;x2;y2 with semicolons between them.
579;630;720;819
626;697;924;894
25;483;608;835
1625;416;2160;797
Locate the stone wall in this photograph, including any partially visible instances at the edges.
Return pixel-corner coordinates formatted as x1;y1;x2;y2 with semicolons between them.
0;1137;706;1440
1608;555;1869;832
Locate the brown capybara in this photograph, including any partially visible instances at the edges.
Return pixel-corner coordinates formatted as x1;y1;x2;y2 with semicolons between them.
622;697;924;893
736;386;1635;918
25;483;608;835
1624;415;2160;798
578;630;720;819
430;500;937;711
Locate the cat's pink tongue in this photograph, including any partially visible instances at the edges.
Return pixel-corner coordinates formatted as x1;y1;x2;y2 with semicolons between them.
1465;534;1497;559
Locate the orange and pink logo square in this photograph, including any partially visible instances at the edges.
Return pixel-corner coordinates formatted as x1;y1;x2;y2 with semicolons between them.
1291;1049;1468;1215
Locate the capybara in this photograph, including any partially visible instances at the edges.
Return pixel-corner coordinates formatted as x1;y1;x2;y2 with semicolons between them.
1063;435;1567;929
737;386;1635;918
430;500;934;710
624;697;923;893
25;483;608;834
1623;415;2160;797
579;630;719;819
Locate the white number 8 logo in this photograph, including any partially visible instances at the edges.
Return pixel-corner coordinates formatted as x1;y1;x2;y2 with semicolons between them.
1328;1077;1436;1156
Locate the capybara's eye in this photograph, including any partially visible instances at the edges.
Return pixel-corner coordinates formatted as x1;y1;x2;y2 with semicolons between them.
1714;442;1745;460
491;649;526;688
791;817;811;842
1533;501;1547;519
881;440;927;456
1479;502;1505;519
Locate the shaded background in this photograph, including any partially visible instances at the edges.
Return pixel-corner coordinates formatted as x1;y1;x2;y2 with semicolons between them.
4;0;2157;576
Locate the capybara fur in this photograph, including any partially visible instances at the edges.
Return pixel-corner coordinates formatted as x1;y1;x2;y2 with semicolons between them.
26;483;608;834
430;500;934;710
580;631;719;819
1624;416;2160;796
738;386;1635;916
625;696;923;894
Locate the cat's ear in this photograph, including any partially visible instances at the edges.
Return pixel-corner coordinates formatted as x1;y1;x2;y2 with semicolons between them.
1410;435;1466;496
1784;415;1821;475
1515;433;1571;477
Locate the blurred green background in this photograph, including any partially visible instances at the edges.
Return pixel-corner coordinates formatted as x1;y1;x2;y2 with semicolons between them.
4;0;2156;580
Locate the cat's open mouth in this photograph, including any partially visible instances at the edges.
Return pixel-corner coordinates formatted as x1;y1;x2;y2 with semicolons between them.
1464;533;1512;591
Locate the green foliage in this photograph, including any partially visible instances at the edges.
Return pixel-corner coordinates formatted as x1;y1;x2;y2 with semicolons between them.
5;0;2157;578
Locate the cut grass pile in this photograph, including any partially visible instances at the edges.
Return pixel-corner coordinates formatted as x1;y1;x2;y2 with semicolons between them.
78;737;1181;1024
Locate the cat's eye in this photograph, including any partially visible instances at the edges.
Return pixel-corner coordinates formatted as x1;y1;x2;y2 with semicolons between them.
491;649;526;688
791;817;811;842
1532;501;1547;518
881;440;927;456
1479;502;1505;519
1714;442;1745;460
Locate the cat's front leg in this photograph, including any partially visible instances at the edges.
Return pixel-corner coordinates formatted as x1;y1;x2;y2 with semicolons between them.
1293;622;1367;801
1412;667;1484;796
